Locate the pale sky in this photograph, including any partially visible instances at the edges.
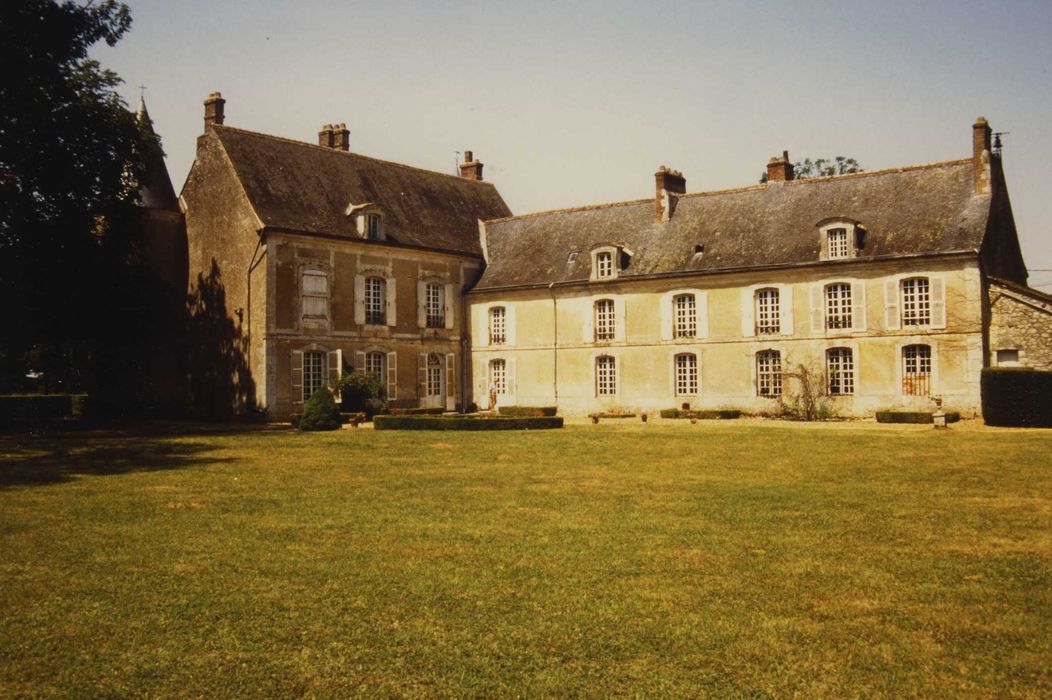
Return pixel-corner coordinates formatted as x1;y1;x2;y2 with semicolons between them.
96;0;1052;287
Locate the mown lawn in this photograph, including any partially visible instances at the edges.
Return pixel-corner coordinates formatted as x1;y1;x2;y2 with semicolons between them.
1;421;1050;697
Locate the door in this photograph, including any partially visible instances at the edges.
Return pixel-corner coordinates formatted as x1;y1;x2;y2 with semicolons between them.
423;353;444;408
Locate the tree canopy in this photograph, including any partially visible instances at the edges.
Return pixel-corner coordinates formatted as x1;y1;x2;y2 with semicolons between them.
0;1;154;394
759;156;863;183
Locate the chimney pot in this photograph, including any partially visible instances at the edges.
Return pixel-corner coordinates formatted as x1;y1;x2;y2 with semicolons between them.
318;124;334;148
655;166;686;222
203;91;225;130
332;123;350;151
459;150;483;180
973;117;993;194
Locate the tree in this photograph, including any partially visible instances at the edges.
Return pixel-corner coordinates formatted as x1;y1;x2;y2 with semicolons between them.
759;156;863;183
299;388;343;431
0;1;151;395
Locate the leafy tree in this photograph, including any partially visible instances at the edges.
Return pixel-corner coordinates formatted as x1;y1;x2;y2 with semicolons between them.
759;156;863;183
299;388;342;431
0;1;153;395
338;370;386;417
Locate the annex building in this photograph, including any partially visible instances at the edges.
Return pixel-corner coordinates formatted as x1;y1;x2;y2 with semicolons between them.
179;94;1050;418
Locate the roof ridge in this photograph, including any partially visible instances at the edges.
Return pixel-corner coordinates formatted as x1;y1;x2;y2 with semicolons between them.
212;124;498;188
486;197;653;224
989;276;1052;304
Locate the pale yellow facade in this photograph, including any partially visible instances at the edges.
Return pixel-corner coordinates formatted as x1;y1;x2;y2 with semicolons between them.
470;256;985;416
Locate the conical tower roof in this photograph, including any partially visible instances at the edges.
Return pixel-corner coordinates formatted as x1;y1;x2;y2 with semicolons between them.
135;97;180;211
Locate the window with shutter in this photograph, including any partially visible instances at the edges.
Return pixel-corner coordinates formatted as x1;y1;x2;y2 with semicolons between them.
302;270;329;319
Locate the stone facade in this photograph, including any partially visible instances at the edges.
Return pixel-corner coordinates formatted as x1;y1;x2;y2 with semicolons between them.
988;280;1052;371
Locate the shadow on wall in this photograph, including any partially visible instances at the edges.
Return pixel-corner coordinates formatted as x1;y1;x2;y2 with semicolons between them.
187;259;256;419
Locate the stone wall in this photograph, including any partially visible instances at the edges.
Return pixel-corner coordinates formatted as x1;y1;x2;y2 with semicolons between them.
989;282;1052;371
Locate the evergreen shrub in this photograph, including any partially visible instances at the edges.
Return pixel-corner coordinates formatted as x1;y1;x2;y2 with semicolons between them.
981;368;1052;427
299;389;342;431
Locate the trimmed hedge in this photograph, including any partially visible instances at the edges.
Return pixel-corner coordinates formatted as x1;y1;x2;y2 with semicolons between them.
374;415;563;431
659;408;742;420
982;368;1052;427
876;411;961;425
0;394;87;428
498;406;558;417
390;407;445;415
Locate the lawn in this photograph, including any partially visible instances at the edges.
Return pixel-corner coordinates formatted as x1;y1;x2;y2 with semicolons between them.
1;420;1050;697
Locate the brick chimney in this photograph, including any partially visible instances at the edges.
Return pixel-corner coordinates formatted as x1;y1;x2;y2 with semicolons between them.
203;92;225;130
973;117;992;194
766;151;794;182
459;150;483;181
332;123;350;151
655;166;686;222
318;124;334;148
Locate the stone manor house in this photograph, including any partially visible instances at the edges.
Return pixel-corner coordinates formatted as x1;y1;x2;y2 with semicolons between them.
177;93;1051;418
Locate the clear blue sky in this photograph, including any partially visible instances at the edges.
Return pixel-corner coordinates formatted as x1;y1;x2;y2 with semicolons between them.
96;0;1052;285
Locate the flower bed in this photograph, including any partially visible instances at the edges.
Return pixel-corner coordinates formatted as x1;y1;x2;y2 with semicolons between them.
374;415;563;431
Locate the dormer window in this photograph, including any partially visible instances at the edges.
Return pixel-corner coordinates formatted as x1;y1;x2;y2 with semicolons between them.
818;220;864;261
590;245;622;281
366;214;382;240
827;228;850;259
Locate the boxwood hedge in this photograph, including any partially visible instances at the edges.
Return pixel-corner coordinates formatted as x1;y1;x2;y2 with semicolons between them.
374;415;563;431
875;411;961;424
497;406;558;417
659;408;742;420
982;368;1052;427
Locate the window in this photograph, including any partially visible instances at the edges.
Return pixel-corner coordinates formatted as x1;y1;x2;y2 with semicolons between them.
364;351;385;384
595;299;615;341
996;348;1020;367
426;283;444;328
595;355;617;396
826;347;855;395
755;288;780;335
673;294;696;338
825;283;852;330
596;251;614;279
901;278;931;327
364;277;386;325
426;353;442;396
489;359;507;395
366;214;382;240
827;228;850;259
302;270;329;318
902;344;931;396
757;350;782;397
489;307;506;345
303;350;326;402
674;353;698;396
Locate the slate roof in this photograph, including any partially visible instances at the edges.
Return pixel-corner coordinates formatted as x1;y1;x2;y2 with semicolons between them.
135;98;180;212
212;126;511;257
475;159;991;290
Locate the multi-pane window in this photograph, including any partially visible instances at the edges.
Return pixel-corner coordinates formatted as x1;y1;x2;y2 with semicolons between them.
825;283;853;330
673;294;696;338
756;350;782;397
489;306;506;345
596;251;614;279
426;353;442;396
827;228;850;259
901;278;931;327
364;351;385;385
364;277;385;325
902;344;931;396
302;270;329;318
595;355;617;396
303;350;325;402
756;288;780;335
826;347;855;395
366;214;382;240
595;299;616;341
426;283;444;328
489;359;507;395
674;353;698;396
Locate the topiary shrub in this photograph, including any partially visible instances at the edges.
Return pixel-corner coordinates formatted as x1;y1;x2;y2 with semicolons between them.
299;388;342;431
981;368;1052;427
498;406;558;417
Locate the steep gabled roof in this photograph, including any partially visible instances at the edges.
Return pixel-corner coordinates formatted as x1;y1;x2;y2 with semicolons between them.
212;126;511;256
475;159;991;290
135;97;180;212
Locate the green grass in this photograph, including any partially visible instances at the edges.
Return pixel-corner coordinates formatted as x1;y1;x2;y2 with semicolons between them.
1;421;1050;697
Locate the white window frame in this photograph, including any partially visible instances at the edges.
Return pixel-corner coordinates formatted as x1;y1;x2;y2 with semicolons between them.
662;289;709;341
364;351;385;385
489;306;506;345
755;288;781;335
590;245;620;281
594;298;616;341
489;358;507;395
901;344;932;397
674;352;698;396
826;346;855;396
303;350;326;402
366;213;382;240
426;283;444;328
818;220;860;261
673;294;697;339
595;354;617;396
825;283;853;330
900;277;931;328
364;276;386;326
756;349;783;398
